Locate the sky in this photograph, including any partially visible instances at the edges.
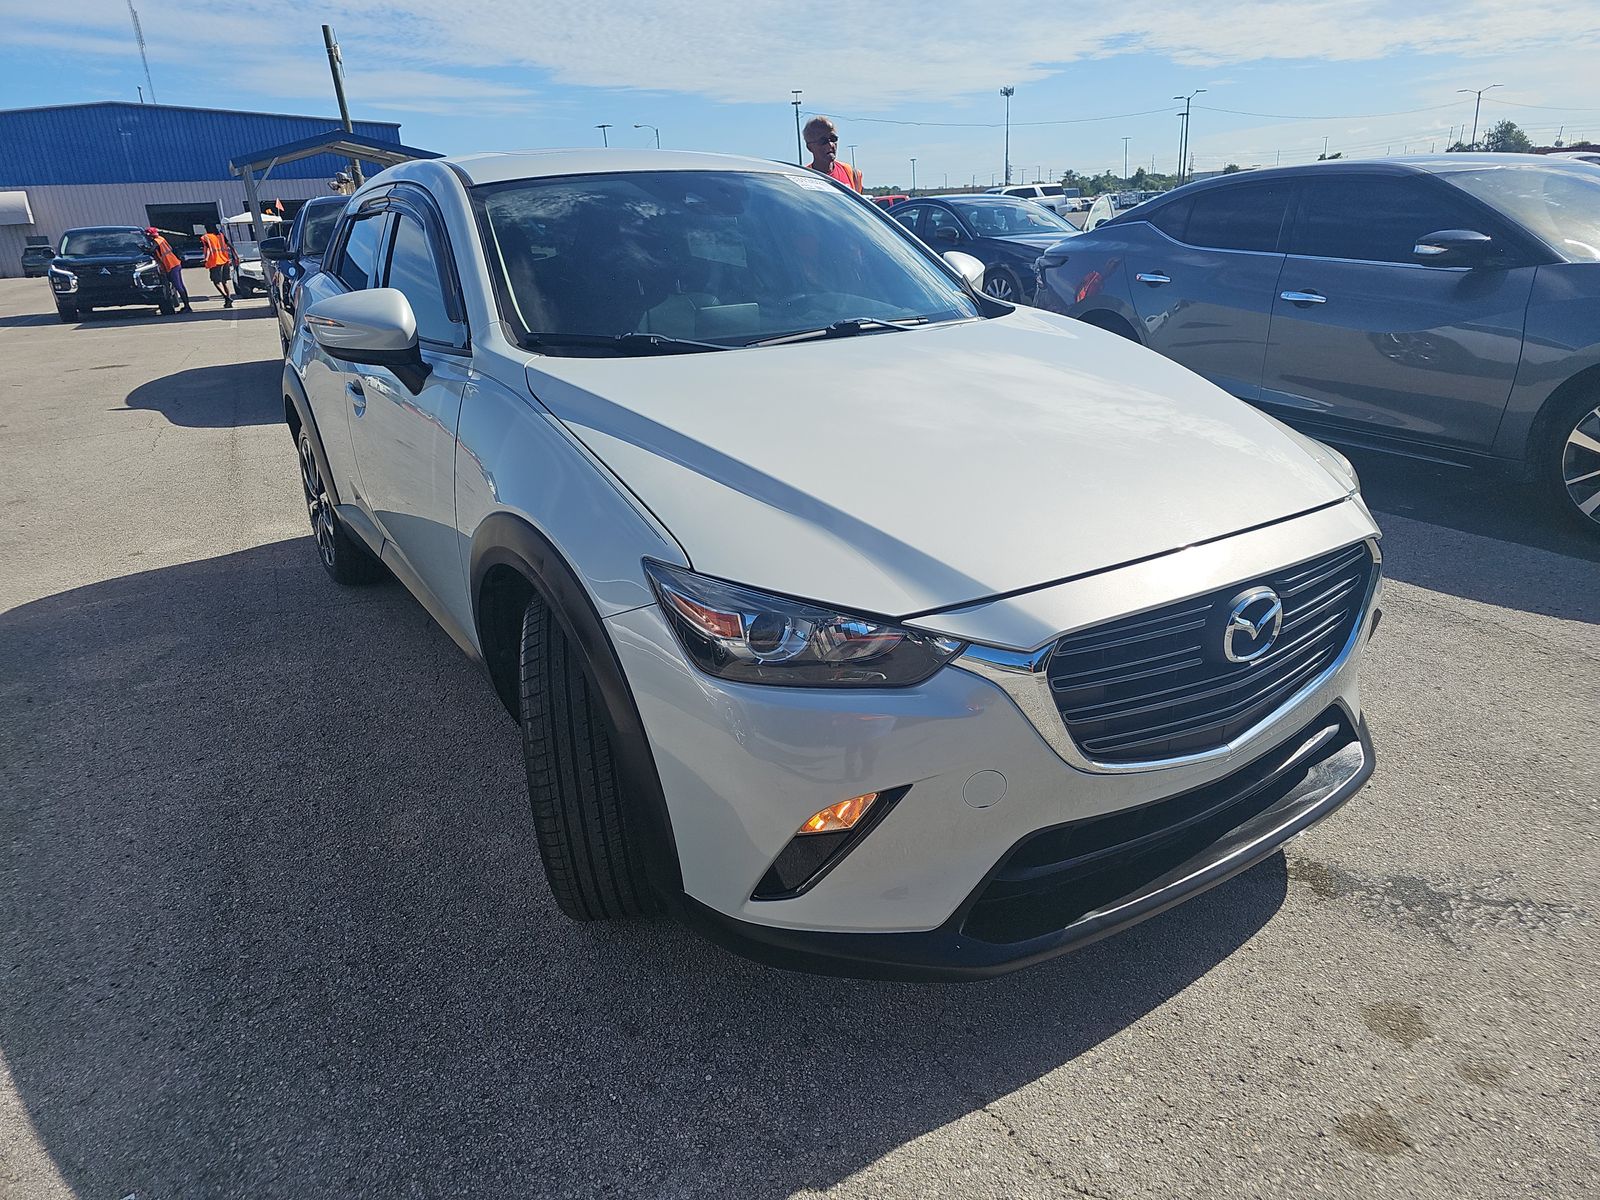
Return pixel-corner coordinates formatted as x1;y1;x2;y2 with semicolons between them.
3;0;1598;191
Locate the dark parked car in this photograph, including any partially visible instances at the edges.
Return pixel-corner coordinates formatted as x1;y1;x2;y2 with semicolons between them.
261;194;347;350
889;194;1079;303
1034;156;1600;531
47;226;179;322
21;244;55;277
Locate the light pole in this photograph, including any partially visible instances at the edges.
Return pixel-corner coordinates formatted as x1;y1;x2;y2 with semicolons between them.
910;157;917;195
1457;83;1501;149
633;123;660;148
791;90;804;165
1322;135;1329;159
847;143;858;175
1174;90;1204;183
596;123;611;147
1000;85;1015;185
1122;136;1131;186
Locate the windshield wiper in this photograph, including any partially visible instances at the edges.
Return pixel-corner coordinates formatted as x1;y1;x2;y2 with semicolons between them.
747;317;927;348
529;331;731;355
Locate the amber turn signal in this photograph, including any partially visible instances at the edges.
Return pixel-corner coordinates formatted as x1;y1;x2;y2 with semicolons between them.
797;792;878;835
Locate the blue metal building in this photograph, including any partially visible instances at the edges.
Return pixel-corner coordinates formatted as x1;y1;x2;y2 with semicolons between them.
0;101;406;275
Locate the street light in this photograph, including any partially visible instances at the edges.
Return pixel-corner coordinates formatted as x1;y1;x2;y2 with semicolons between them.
1174;89;1204;183
596;123;612;147
633;123;660;149
791;90;804;165
847;143;858;175
1457;83;1502;149
1122;136;1131;186
1000;85;1015;185
910;157;917;195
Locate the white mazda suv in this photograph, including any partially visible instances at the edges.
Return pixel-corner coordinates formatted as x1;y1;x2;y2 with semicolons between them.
275;149;1383;979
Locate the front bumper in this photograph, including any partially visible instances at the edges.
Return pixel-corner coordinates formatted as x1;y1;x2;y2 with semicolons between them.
683;707;1370;980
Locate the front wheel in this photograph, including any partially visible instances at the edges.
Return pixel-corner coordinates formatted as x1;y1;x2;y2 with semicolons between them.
296;427;384;583
56;304;78;323
519;598;659;921
983;268;1021;303
1544;390;1600;533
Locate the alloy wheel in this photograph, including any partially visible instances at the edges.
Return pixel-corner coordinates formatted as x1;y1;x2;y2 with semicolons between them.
983;273;1017;302
1561;403;1600;524
298;436;337;567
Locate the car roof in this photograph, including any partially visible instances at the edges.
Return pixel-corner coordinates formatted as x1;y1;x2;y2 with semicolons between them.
411;147;810;187
1153;153;1597;198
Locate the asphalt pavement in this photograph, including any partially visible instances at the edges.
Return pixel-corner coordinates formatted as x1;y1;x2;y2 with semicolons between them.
0;276;1595;1199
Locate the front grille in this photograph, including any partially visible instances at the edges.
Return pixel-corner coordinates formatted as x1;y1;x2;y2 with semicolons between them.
76;264;140;300
1048;541;1375;764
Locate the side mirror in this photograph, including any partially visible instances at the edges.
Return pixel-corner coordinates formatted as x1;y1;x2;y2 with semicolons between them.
943;251;986;291
932;225;962;245
1413;229;1496;267
260;235;292;261
305;288;430;390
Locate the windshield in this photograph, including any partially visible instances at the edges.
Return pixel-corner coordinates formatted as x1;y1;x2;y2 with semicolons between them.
476;170;978;353
233;240;261;261
60;230;148;257
947;198;1075;235
1445;166;1600;263
301;203;343;257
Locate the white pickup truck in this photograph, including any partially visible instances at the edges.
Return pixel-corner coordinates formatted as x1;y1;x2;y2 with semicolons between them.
985;183;1083;214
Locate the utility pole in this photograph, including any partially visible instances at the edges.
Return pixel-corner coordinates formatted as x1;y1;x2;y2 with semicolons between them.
1322;135;1329;159
1174;90;1204;183
1458;84;1501;149
910;157;917;195
633;123;660;148
596;124;611;146
1000;86;1015;185
1122;136;1131;185
321;25;362;188
791;90;804;165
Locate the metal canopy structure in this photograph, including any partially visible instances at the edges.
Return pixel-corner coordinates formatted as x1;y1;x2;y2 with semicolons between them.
228;130;441;239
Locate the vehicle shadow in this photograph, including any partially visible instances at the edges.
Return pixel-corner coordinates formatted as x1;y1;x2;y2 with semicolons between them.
80;303;275;327
1349;448;1600;624
0;539;1286;1199
122;359;283;427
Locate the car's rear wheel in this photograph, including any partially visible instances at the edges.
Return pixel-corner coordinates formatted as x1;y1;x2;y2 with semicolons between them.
1544;389;1600;533
983;268;1021;303
519;597;659;921
296;427;384;583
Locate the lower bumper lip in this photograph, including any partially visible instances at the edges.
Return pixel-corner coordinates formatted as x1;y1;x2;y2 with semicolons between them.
678;705;1372;981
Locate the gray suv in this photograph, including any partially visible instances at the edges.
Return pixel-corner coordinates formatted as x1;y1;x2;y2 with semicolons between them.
1034;156;1600;531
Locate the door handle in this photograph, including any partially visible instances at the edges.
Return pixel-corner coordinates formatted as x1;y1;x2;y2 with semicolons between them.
1280;290;1327;305
1134;272;1171;285
346;379;366;416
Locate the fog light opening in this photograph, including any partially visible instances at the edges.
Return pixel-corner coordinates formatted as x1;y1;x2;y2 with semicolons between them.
798;792;878;835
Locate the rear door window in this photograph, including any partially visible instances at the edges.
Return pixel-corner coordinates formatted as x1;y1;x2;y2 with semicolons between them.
1182;182;1293;253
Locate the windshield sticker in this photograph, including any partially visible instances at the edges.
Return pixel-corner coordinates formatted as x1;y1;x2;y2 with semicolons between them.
790;175;834;191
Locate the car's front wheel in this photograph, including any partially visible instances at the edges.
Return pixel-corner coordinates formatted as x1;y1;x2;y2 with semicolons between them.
296;427;384;583
1546;389;1600;533
983;267;1022;303
55;303;77;323
519;597;659;921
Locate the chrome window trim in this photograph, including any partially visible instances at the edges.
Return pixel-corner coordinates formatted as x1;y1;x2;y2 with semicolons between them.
954;537;1382;774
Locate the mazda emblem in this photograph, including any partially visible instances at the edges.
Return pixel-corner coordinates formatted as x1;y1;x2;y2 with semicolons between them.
1223;587;1283;663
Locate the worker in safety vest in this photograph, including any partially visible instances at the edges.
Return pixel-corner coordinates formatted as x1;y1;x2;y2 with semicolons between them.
145;227;191;313
803;116;863;192
199;224;238;308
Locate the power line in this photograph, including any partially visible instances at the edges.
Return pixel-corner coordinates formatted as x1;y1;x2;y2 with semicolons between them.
1193;102;1459;120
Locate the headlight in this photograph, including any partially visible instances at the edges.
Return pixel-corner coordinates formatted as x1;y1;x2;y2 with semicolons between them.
645;561;964;688
47;266;76;292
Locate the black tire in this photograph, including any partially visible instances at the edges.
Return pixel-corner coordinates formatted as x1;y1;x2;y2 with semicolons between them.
1540;388;1600;534
982;268;1022;303
519;598;658;921
56;304;77;323
158;294;177;316
296;426;384;583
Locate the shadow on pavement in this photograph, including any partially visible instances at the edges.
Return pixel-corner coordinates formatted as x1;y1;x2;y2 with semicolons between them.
122;359;283;427
1348;448;1600;624
0;539;1285;1199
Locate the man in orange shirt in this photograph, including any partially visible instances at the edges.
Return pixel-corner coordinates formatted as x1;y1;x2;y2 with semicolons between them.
199;224;238;308
803;116;863;192
145;227;191;313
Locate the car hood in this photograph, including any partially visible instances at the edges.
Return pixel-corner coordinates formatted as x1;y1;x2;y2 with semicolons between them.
524;307;1354;619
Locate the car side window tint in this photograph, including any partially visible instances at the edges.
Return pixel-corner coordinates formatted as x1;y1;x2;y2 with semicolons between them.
923;206;963;239
1182;182;1292;253
336;212;390;291
1291;175;1486;264
893;205;922;235
1148;196;1193;240
385;211;459;346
